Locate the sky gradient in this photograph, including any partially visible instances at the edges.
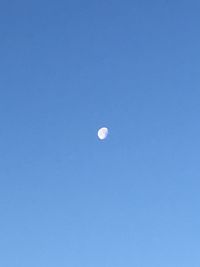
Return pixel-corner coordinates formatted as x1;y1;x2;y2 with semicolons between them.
0;0;200;266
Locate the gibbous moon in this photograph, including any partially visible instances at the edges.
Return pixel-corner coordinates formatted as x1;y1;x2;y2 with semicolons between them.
98;127;108;140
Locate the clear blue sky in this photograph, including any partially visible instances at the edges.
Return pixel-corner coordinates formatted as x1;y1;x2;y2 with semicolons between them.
0;0;200;266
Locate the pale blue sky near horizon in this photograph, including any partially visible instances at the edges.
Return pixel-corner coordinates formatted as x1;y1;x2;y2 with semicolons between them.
0;0;200;266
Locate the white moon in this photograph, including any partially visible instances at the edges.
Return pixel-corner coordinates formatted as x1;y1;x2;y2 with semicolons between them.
98;127;108;140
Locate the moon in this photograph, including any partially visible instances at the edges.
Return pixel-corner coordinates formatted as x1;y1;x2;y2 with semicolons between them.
98;127;108;140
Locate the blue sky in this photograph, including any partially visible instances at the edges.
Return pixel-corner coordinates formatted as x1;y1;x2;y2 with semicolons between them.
0;0;200;266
